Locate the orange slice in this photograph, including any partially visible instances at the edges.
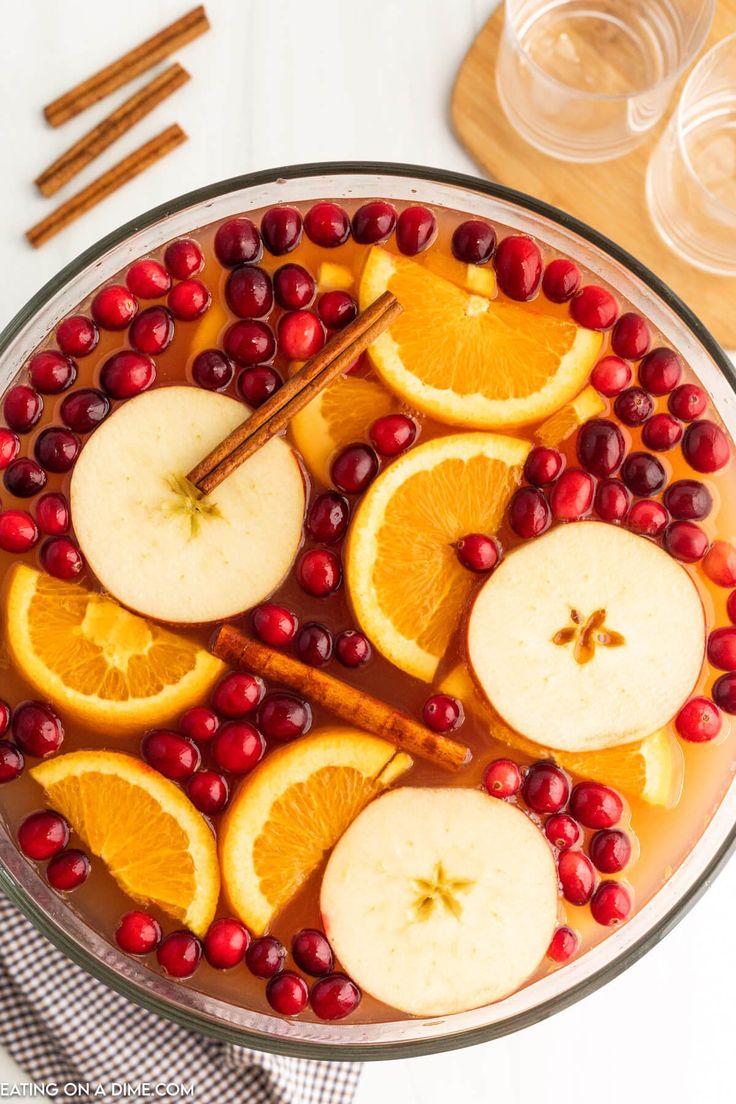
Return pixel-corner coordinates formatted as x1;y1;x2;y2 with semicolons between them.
220;728;412;933
31;751;219;934
359;247;602;429
346;432;530;681
4;564;224;734
535;385;606;446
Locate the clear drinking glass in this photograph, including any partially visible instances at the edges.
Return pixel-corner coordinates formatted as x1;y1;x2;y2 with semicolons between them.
496;0;714;162
647;33;736;275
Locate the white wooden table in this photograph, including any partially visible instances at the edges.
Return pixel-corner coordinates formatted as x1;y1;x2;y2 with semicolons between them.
0;1;733;1099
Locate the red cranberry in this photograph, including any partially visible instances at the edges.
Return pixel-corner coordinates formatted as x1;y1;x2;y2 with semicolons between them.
267;971;309;1016
246;935;286;978
331;444;379;494
18;810;69;860
126;259;171;298
334;630;371;668
589;829;632;873
278;311;324;360
642;413;682;451
226;265;273;319
508;486;551;537
317;291;357;332
708;626;736;669
541;258;581;303
456;533;499;573
714;674;736;715
4;385;42;433
29;351;76;394
40;537;84;580
594;479;631;522
211;722;265;773
451;219;497;264
167;279;210;322
60;388;110;433
547;925;580;962
4;458;46;498
310;974;361;1020
352;201;398;245
682;420;730;473
590;881;632;926
141;729;200;781
614;387;654;427
611;313;651;360
191;349;233;391
307;492;350;543
550;469;594;520
237;366;282;407
100;351;156;399
638;348;682;395
179;706;219;743
157;931;202;978
663;520;708;562
0;741;24;783
47;849;90;890
129;306;174;354
296;622;333;667
304;202;350;248
569;781;623;828
676;696;722;740
620;452;666;497
545;813;581;850
292;929;334;975
591;355;632;397
215;218;261;266
0;429;20;469
524;446;563;486
259;694;312;741
704;540;736;587
663;479;712;520
273;264;316;310
223;321;276;365
422;694;463;733
369;413;417;457
56;315;99;357
669;384;706;422
186;770;229;815
558;849;596;905
570;285;618;330
576;419;625;477
522;762;569;814
0;702;10;736
212;672;265;717
253;603;299;647
91;285;137;330
482;758;522;798
396;206;437;256
164;238;203;279
203;918;250;968
261;208;302;256
628;499;669;536
116;911;161;955
35;427;80;472
0;510;38;552
297;548;342;597
495;236;542;300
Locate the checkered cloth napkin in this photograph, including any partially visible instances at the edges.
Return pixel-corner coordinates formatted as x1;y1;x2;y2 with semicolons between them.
0;896;362;1103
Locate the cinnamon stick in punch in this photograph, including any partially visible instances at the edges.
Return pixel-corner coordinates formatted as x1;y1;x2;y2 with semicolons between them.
212;625;472;773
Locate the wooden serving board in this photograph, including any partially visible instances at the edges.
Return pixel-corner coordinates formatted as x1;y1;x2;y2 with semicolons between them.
451;3;736;347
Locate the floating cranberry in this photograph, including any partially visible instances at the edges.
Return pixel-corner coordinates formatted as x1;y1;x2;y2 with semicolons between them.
331;444;379;494
0;742;24;783
611;313;651;360
703;540;736;587
0;510;38;552
456;533;499;573
642;413;682;452
141;729;200;781
267;971;308;1016
318;291;357;331
541;258;580;303
4;385;42;433
60;388;110;433
186;770;229;815
167;278;210;322
508;486;551;538
278;311;324;360
614;387;654;427
451;219;497;265
261;207;303;256
40;537;84;580
4;459;47;498
0;702;9;736
307;492;350;543
246;935;286;978
29;351;76;394
594;479;631;523
273;264;315;310
116;911;161;955
310;974;361;1020
211;722;265;774
664;479;712;521
676;696;723;741
237;366;282;408
682;420;730;473
669;384;706;422
638;347;682;395
35;427;80;473
157;931;202;978
494;236;542;300
544;813;581;851
590;881;632;926
352;201;398;245
589;829;632;873
191;349;233;391
591;355;631;397
569;781;623;829
558;849;596;906
226;266;273;319
422;694;463;733
100;351;156;399
483;758;522;798
47;849;90;891
547;926;580;963
253;603;298;647
570;285;618;330
292;929;334;976
396;206;437;256
223;320;276;366
576;419;625;478
713;674;736;716
334;630;371;668
215;218;262;266
126;259;171;298
163;239;203;279
259;694;312;741
56;315;99;358
297;548;342;597
203;918;250;968
179;706;219;743
369;413;417;458
129;306;174;355
628;500;669;537
550;469;594;520
708;626;736;670
663;520;708;562
296;622;333;667
212;672;265;717
91;285;137;330
0;429;20;469
523;762;569;814
18;810;69;860
620;452;666;497
304;202;350;248
524;446;563;486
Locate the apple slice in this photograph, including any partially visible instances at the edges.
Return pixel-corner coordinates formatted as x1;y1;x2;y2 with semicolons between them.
467;521;705;753
70;386;305;624
321;787;558;1017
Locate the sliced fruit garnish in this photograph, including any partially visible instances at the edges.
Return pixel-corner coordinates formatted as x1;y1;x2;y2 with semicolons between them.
4;563;225;734
31;751;219;935
321;787;557;1016
423;253;497;298
220;728;412;934
534;384;606;446
188;298;229;356
346;432;530;681
359;246;602;429
318;262;354;291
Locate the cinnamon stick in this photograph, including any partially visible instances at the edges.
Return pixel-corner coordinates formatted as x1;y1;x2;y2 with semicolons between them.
43;6;209;127
211;624;472;773
188;291;402;495
35;64;190;197
26;125;187;249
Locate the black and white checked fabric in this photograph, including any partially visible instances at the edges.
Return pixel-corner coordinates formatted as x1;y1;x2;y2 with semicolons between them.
0;895;361;1103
